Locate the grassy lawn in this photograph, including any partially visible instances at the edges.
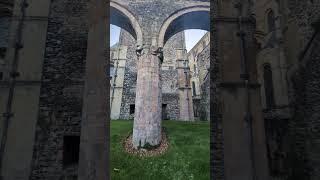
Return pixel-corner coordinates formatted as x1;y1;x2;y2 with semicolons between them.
110;120;210;180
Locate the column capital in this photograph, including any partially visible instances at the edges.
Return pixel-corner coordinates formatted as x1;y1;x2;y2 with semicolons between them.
136;45;163;64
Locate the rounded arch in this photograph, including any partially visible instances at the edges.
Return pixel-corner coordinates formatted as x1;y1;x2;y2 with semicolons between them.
158;5;210;47
262;62;275;108
110;1;143;45
264;8;276;33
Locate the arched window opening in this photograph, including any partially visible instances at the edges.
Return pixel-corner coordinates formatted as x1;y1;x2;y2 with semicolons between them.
192;81;196;96
109;2;143;120
158;6;210;48
263;64;275;109
110;2;143;45
267;10;276;33
109;63;115;79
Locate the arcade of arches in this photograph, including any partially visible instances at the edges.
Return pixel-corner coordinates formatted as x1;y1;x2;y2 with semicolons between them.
110;29;210;121
0;0;319;180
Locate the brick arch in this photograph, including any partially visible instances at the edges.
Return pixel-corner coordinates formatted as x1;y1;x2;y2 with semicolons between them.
110;1;143;45
158;5;210;48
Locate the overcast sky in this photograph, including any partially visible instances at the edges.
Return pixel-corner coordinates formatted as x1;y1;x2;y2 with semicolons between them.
110;25;121;47
110;25;207;52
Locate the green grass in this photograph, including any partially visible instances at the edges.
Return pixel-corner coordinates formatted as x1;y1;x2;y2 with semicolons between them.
110;120;210;180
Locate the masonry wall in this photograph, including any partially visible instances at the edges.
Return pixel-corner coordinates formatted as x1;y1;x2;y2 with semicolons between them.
188;33;210;121
118;30;184;120
161;69;179;120
284;1;320;179
0;0;52;178
197;45;210;121
110;45;127;119
29;0;89;179
210;2;224;176
118;30;138;120
254;0;320;179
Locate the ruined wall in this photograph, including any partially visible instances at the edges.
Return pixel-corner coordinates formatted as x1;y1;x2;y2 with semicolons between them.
161;69;179;120
197;46;209;85
254;0;320;179
254;1;291;178
284;1;320;179
0;0;13;81
0;0;275;179
110;45;127;120
118;30;138;120
197;44;210;121
118;30;184;120
29;0;89;179
187;32;210;121
161;28;185;120
285;36;320;179
288;35;320;179
210;1;224;177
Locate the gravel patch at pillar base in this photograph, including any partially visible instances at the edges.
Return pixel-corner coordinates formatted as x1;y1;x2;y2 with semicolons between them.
123;128;169;157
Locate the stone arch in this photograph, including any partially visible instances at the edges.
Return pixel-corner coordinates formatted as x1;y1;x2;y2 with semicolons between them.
262;63;275;108
158;5;210;48
110;1;143;45
257;49;278;108
264;8;276;33
267;10;276;32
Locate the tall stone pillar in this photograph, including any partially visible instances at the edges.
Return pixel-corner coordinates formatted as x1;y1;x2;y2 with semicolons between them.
78;0;108;179
132;46;163;148
176;49;194;121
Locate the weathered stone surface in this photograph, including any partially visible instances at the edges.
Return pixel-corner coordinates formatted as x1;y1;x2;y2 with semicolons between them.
132;52;162;148
188;32;210;121
118;30;184;121
29;0;88;179
211;9;225;178
5;0;320;180
255;1;320;179
0;17;10;48
198;45;210;121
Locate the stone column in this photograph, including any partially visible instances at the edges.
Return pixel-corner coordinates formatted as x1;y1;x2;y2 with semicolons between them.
176;49;194;121
132;46;162;148
78;0;108;179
